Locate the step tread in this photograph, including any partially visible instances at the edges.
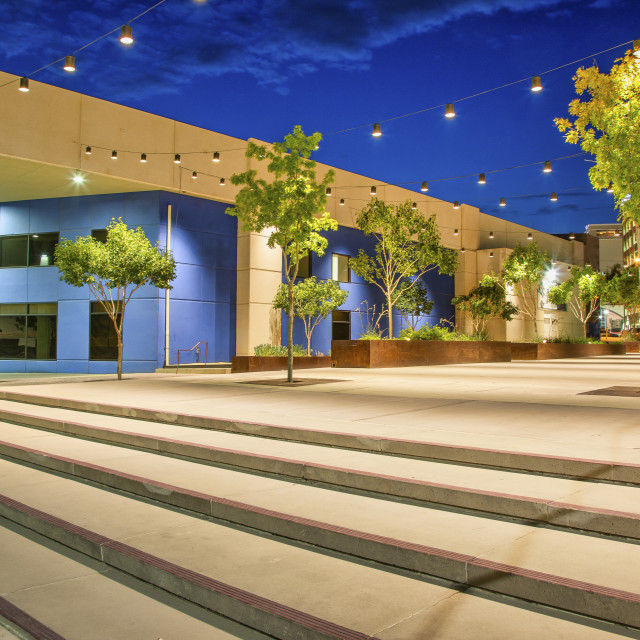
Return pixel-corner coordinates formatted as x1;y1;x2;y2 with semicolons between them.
0;460;632;639
0;407;638;520
0;521;268;640
1;426;639;599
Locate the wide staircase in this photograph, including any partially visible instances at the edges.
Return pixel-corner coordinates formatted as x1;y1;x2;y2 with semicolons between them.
0;389;638;639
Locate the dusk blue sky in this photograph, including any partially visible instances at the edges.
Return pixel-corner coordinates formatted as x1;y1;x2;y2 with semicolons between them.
1;0;638;234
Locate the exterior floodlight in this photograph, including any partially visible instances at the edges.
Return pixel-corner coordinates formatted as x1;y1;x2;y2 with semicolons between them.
454;229;459;236
411;202;417;210
569;232;575;240
85;146;92;155
527;232;533;240
489;231;494;239
219;178;225;185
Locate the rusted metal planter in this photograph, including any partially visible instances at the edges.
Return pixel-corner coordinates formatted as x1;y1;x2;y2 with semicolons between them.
231;356;332;373
511;342;627;360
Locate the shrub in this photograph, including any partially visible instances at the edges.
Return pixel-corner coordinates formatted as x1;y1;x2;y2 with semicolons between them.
398;324;474;341
253;343;309;356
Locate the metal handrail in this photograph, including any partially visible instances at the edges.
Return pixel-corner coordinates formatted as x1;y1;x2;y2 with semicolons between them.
176;341;208;373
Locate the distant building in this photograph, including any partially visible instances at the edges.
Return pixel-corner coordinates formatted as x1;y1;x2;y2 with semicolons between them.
622;219;640;266
586;223;623;272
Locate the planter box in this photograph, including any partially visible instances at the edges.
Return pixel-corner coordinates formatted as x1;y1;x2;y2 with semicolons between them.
231;355;332;373
625;342;640;354
511;342;627;360
331;340;511;368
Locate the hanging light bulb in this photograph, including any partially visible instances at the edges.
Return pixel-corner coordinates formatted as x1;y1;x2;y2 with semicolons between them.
111;150;118;160
370;186;377;195
453;229;459;236
85;146;92;155
607;181;614;193
339;198;345;206
140;153;147;163
445;103;456;118
63;56;76;72
489;231;494;239
531;76;543;92
120;25;134;45
18;77;29;92
569;232;575;240
461;247;466;253
326;187;332;196
411;202;417;210
173;154;181;164
219;178;225;186
634;40;640;58
543;161;552;173
478;174;486;184
212;152;220;162
489;252;494;258
453;201;460;209
499;198;506;207
421;181;428;192
372;123;382;137
192;171;198;179
527;232;533;240
550;192;558;201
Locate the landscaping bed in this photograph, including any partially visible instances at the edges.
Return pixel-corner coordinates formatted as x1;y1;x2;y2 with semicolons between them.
231;356;332;373
511;342;627;360
331;340;511;368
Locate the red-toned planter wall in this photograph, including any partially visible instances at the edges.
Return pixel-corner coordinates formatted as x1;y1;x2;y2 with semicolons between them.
231;356;332;373
511;342;627;360
331;340;511;368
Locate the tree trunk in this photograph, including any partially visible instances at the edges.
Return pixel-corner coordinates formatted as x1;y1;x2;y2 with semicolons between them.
287;281;294;383
387;295;393;339
116;305;125;380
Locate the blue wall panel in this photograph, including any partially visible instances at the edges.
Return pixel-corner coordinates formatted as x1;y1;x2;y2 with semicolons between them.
27;268;59;300
60;197;91;229
125;192;160;226
0;269;28;302
29;200;60;233
0;203;29;235
91;194;126;228
58;300;89;360
122;298;158;361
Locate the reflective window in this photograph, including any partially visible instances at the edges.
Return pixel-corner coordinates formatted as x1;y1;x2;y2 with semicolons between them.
0;303;57;360
0;236;28;267
332;310;351;340
0;234;59;267
331;254;350;283
90;301;121;361
29;233;58;266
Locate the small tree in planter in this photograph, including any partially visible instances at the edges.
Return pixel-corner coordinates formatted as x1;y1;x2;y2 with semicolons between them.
452;273;519;337
501;242;550;338
395;279;433;330
350;198;457;339
55;219;176;380
229;125;336;382
547;265;606;338
273;277;347;355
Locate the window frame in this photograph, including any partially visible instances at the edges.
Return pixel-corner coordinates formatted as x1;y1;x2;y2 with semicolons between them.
0;303;57;360
331;253;351;283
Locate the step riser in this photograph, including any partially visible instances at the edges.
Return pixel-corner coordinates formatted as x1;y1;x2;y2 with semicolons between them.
0;426;637;540
1;484;639;630
1;393;637;484
0;495;372;640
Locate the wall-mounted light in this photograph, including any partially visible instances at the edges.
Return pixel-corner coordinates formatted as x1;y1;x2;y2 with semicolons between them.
421;182;428;192
478;173;486;184
72;173;84;184
120;25;134;45
543;161;552;173
499;198;506;207
63;56;76;72
634;39;640;58
531;76;543;92
18;77;29;92
372;123;382;137
212;152;220;162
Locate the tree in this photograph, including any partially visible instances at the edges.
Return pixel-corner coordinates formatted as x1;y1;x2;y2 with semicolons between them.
452;273;519;337
350;198;458;339
501;242;550;338
55;219;176;380
229;126;336;382
555;46;640;224
273;277;347;355
547;265;606;338
603;265;640;329
395;279;433;330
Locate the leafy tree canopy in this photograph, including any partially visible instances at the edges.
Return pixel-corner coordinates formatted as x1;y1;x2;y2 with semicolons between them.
555;47;640;224
395;278;433;330
603;265;640;328
350;198;458;338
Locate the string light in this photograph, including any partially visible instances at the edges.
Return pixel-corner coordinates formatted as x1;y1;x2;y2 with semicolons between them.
140;153;147;162
499;198;506;207
120;25;134;45
111;150;118;160
527;232;533;240
489;252;494;258
18;77;29;92
339;198;345;205
191;171;198;179
85;146;92;155
326;187;332;196
489;231;494;239
173;154;181;164
212;152;220;162
370;186;376;195
63;56;76;72
531;76;543;92
445;103;456;118
454;229;459;236
421;182;428;192
461;247;466;253
478;174;486;184
372;123;382;137
607;182;614;193
453;201;460;209
569;232;575;240
411;202;417;209
634;40;640;58
543;161;552;173
219;178;225;185
550;192;558;201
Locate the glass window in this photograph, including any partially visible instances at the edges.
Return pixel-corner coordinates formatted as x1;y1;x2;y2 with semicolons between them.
332;310;351;341
0;236;28;267
90;301;121;361
0;303;56;360
331;254;350;283
29;233;58;266
296;253;311;278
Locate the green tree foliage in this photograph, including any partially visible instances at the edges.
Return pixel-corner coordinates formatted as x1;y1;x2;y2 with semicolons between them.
555;46;640;224
603;265;640;329
273;277;347;355
452;273;518;337
547;265;606;338
395;279;433;330
350;198;458;339
55;219;176;380
229;125;336;382
501;242;550;337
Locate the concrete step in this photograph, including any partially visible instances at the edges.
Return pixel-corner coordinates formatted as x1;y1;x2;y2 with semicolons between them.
0;392;637;484
1;423;640;629
0;520;271;640
0;407;638;539
0;458;635;639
